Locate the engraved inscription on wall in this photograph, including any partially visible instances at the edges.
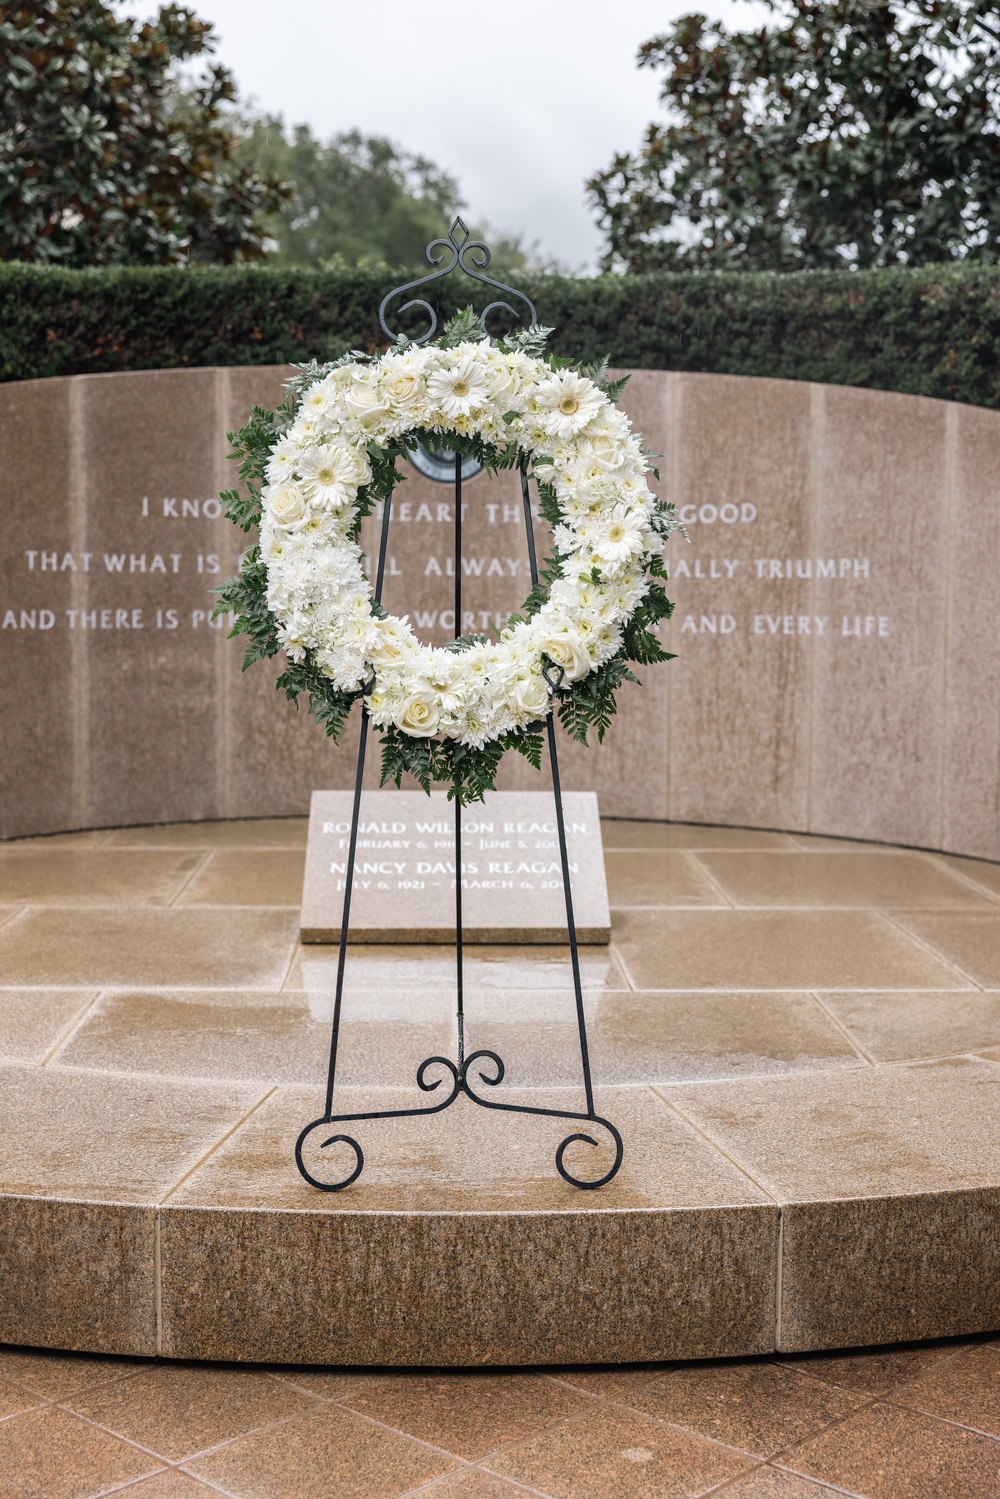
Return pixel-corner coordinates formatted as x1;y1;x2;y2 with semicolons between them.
668;503;889;642
9;495;231;636
4;365;993;858
4;474;893;646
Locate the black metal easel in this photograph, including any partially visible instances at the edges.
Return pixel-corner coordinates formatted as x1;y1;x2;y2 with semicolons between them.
294;218;623;1192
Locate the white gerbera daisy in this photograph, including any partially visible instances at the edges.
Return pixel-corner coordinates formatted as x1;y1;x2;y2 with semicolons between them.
426;353;491;419
535;371;604;440
298;444;366;511
591;507;647;568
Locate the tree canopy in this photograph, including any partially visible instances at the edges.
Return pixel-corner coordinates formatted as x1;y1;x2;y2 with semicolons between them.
237;115;549;275
0;0;286;265
236;118;463;270
0;0;544;274
588;0;1000;273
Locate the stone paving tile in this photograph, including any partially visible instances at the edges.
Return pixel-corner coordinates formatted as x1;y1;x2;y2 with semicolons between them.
6;831;111;848
781;1339;984;1398
67;1364;319;1463
0;1345;151;1400
0;1404;163;1499
175;851;307;907
0;1348;994;1496
483;1402;756;1497
188;1402;458;1499
52;986;867;1090
0;848;203;906
891;1342;1000;1439
0;988;97;1064
164;1083;769;1217
0;1377;45;1421
817;991;1000;1063
604;851;727;908
555;1360;865;1459
778;1399;1000;1497
694;851;997;910
664;1061;1000;1200
54;988;331;1086
599;822;797;851
936;853;1000;900
0;1066;265;1202
341;1372;592;1461
590;991;864;1083
614;909;970;990
0;907;298;988
284;941;631;994
0;851;205;905
104;1474;226;1498
400;1471;534;1499
266;1369;391;1401
710;1469;845;1497
891;912;1000;988
104;820;309;849
789;835;892;852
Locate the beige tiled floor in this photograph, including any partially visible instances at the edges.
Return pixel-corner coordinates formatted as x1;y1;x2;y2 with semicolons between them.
0;1335;996;1499
0;818;999;1493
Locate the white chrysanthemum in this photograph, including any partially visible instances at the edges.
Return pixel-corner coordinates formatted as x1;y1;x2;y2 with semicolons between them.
266;438;301;483
426;352;491;419
301;383;338;418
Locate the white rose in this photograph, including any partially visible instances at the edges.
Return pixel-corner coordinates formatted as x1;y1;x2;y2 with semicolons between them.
268;481;307;527
395;691;440;738
379;369;423;408
538;626;593;683
512;672;550;718
583;433;625;470
369;625;413;669
483;355;516;405
344;377;386;423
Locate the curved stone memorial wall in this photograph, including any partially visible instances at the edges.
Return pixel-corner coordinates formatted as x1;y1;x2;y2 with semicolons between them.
2;366;999;859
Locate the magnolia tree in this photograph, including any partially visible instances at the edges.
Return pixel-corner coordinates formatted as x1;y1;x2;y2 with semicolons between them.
589;0;1000;272
0;0;286;264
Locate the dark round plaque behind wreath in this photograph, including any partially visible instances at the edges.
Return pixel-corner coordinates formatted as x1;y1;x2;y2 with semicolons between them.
408;442;482;483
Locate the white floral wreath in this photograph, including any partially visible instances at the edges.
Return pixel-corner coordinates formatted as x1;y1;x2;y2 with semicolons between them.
258;339;664;750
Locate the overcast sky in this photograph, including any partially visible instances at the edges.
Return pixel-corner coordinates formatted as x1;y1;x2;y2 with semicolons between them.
123;0;769;269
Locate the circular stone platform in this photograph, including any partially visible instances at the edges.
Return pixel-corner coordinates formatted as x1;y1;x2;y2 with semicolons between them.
0;817;997;1367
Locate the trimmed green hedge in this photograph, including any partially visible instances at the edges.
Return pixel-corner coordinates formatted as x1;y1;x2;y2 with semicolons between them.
2;260;999;408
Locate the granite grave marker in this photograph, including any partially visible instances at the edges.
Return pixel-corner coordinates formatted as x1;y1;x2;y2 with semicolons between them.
299;789;610;943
